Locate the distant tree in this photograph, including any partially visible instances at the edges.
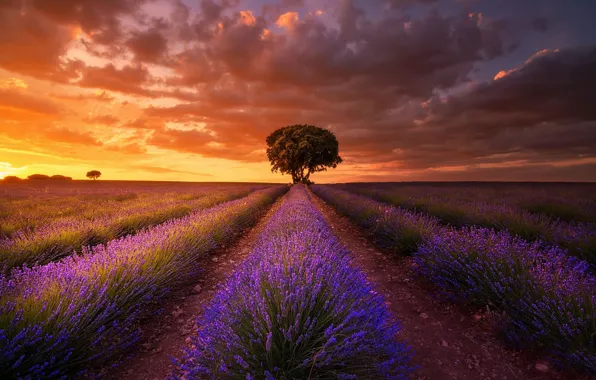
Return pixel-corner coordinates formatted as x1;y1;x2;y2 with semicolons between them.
27;174;50;180
86;170;102;180
2;176;22;182
50;175;73;181
266;124;343;184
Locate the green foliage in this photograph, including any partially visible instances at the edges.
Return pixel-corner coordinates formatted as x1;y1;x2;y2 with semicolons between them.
266;124;342;184
86;170;102;180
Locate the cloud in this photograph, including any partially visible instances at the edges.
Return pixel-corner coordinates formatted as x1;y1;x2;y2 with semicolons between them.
105;142;148;154
25;0;151;43
275;12;299;28
122;117;164;130
131;165;214;176
384;0;439;9
76;64;152;96
42;127;103;146
398;47;596;168
0;88;62;115
0;78;28;89
51;91;116;102
0;5;76;81
127;26;169;63
83;114;120;125
147;126;266;162
147;127;215;151
428;47;596;125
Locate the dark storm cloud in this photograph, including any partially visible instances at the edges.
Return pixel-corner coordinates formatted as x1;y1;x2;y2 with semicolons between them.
143;0;512;162
400;47;596;168
127;27;169;63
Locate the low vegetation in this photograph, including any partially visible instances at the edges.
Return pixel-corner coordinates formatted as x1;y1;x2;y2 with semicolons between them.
312;185;596;373
174;186;412;379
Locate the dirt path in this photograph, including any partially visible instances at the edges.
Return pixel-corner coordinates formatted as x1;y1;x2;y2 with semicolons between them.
308;190;584;380
107;194;288;380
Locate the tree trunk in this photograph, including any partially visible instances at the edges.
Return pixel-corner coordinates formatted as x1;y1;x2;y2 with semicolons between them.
304;168;311;183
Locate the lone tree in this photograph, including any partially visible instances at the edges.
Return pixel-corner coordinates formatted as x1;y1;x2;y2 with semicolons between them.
266;124;342;184
86;170;102;180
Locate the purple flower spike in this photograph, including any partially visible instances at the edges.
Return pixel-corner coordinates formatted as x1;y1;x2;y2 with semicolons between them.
172;185;414;379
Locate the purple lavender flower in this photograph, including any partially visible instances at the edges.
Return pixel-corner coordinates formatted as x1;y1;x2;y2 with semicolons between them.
338;184;596;267
0;186;286;378
313;184;596;373
173;185;413;379
311;185;440;255
414;227;596;373
0;186;261;275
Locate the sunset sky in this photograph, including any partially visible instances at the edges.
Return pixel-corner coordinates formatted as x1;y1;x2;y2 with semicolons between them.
1;0;595;182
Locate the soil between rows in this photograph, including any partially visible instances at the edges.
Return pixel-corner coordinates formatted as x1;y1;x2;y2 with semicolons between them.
106;188;586;380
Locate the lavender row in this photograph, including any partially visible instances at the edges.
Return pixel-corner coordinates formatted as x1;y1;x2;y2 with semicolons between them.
173;185;413;379
0;188;199;238
340;186;596;266
336;183;596;223
0;184;269;238
0;187;257;275
0;186;287;378
312;185;596;373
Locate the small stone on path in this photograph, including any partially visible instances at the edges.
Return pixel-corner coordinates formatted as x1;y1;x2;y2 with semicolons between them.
193;285;202;294
172;308;183;318
420;312;429;320
535;361;549;373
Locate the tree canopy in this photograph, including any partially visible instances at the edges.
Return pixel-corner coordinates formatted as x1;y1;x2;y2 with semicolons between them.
86;170;102;180
50;175;72;181
27;174;50;180
2;176;22;182
266;125;342;184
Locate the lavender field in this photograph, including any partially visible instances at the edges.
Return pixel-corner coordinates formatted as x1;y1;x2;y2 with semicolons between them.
0;181;594;379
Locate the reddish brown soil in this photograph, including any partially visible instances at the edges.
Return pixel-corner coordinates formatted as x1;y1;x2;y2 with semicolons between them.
105;195;287;380
309;190;587;380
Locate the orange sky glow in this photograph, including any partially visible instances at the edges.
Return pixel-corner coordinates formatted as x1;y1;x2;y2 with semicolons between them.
1;0;595;183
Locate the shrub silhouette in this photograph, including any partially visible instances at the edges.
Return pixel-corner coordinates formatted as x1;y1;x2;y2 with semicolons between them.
86;170;102;180
2;176;22;182
50;175;72;181
27;174;50;180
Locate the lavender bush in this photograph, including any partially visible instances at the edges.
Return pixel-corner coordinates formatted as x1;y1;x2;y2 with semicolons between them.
0;186;286;378
312;185;596;373
0;187;207;238
414;228;596;372
311;185;439;255
342;186;596;267
336;183;596;223
0;187;256;275
173;185;413;379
